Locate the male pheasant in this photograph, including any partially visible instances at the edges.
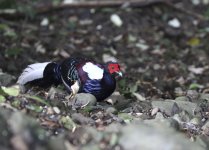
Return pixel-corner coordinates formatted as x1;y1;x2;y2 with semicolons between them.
17;57;122;101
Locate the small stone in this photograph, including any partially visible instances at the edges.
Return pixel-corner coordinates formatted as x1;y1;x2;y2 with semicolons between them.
110;14;123;27
133;93;146;101
202;121;209;135
203;0;209;4
153;64;161;70
106;107;117;114
190;117;201;126
191;0;201;5
168;18;181;28
151;100;176;116
172;111;191;124
102;54;117;63
62;0;74;4
175;96;190;101
188;66;205;75
35;42;46;54
40;18;49;26
151;107;159;116
48;87;58;100
53;107;60;114
105;92;122;105
186;90;199;101
0;71;15;86
71;113;94;125
200;93;209;101
135;43;149;51
155;112;164;119
175;87;185;96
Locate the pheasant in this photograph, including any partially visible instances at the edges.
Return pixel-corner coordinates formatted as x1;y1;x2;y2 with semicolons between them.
17;57;122;101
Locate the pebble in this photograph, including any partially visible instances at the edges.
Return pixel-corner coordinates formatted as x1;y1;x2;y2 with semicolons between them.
189;117;201;126
110;14;123;27
53;107;60;114
151;107;159;116
40;18;49;26
168;18;181;28
106;107;117;114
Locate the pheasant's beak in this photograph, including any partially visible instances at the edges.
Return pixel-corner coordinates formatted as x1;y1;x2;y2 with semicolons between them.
116;71;123;77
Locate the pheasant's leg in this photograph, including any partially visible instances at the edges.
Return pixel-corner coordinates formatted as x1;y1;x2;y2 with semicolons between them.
68;80;80;100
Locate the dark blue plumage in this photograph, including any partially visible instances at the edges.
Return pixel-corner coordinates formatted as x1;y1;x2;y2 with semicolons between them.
18;57;122;101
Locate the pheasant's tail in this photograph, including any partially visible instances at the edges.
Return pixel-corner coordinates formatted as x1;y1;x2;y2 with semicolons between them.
17;62;61;87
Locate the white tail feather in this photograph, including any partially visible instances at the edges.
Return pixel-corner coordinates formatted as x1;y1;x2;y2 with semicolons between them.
17;62;50;85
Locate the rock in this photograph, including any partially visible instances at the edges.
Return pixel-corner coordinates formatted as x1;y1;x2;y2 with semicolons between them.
175;96;190;101
40;17;49;26
106;92;130;110
168;18;181;28
60;116;76;131
186;90;199;101
151;100;180;116
0;70;15;86
155;112;164;119
0;108;67;150
173;111;191;123
102;54;117;63
135;42;149;51
152;99;201;116
151;107;159;116
202;121;209;135
119;123;205;150
48;136;68;150
195;135;209;150
53;107;60;114
110;14;123;27
133;93;146;101
72;93;97;109
175;100;201;116
71;113;94;125
189;117;201;126
106;107;117;114
200;93;209;101
144;114;179;130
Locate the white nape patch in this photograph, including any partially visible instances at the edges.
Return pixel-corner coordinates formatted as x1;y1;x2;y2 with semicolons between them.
82;62;104;80
17;62;50;85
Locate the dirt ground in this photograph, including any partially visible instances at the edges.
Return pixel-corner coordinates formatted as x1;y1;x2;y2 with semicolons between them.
1;0;209;149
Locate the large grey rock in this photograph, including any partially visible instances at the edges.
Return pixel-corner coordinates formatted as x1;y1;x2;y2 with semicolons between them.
175;100;201;116
151;100;180;116
119;123;205;150
152;100;201;116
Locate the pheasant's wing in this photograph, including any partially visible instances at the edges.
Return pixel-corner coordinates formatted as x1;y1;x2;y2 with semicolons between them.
60;58;81;92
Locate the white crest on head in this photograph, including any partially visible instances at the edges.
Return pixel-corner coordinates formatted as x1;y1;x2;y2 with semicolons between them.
82;62;104;80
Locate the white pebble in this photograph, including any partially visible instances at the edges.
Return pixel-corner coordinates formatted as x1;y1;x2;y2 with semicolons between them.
63;0;74;4
110;14;123;27
40;18;49;26
53;107;60;114
168;18;181;28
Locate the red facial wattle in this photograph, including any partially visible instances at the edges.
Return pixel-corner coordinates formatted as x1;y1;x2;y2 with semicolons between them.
108;64;120;74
